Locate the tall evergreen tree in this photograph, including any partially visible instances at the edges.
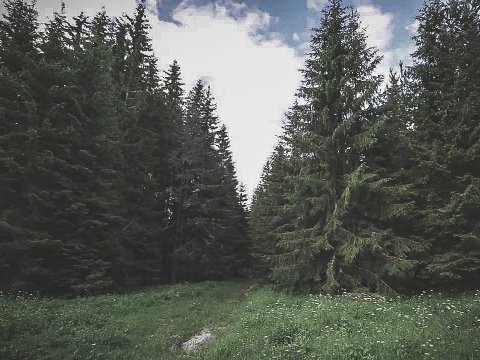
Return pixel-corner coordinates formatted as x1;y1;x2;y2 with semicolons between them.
267;0;382;292
161;60;185;283
0;0;250;295
249;143;295;278
170;80;249;281
409;0;480;289
30;8;125;293
216;124;250;276
69;10;128;291
162;60;184;128
176;81;223;280
0;0;46;292
254;0;422;294
1;3;123;293
110;1;170;286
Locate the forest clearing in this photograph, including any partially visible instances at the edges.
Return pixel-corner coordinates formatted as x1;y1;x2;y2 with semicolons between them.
1;281;480;359
1;0;480;359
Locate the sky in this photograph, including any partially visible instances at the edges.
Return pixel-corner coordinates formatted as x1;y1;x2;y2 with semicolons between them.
2;0;424;197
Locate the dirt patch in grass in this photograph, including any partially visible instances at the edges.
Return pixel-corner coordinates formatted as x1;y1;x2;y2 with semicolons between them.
182;328;215;354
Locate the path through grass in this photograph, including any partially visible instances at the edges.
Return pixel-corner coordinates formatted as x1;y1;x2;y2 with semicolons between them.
1;282;479;359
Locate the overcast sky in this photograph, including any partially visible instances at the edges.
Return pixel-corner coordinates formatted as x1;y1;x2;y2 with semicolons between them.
3;0;424;197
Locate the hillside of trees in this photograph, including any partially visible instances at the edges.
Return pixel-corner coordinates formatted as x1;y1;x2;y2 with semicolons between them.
250;0;480;294
0;0;249;295
1;0;479;297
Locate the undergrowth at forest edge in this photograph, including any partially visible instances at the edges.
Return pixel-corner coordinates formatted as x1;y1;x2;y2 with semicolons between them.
1;282;479;359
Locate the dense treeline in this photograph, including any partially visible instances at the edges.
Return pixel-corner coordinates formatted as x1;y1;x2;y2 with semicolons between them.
250;0;480;294
1;0;478;298
0;0;249;295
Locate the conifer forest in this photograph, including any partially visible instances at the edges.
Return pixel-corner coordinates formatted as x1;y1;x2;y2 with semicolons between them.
0;0;479;297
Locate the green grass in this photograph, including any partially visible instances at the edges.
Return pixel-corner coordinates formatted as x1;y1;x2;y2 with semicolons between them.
1;282;479;359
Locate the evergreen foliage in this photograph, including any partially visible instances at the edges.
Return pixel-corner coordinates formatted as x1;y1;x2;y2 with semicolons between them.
270;0;419;294
173;81;248;281
0;0;249;295
250;0;479;294
1;0;479;296
249;143;295;277
0;0;46;292
409;0;480;289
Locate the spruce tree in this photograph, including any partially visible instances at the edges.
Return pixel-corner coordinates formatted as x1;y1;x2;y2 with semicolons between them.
410;0;480;289
31;8;124;293
256;0;422;294
1;2;122;293
0;0;47;292
266;0;379;292
216;124;250;276
110;1;170;286
177;81;223;280
68;10;127;291
249;143;296;278
161;60;186;283
170;80;249;281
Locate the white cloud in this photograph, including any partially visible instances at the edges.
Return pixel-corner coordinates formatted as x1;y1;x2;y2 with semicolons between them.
357;5;401;80
298;41;311;55
306;0;328;11
149;1;302;196
30;0;302;197
10;0;418;195
145;0;161;16
357;5;394;50
405;19;419;36
25;0;302;194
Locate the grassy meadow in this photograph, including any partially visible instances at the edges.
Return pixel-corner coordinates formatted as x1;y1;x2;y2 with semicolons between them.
1;281;479;359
